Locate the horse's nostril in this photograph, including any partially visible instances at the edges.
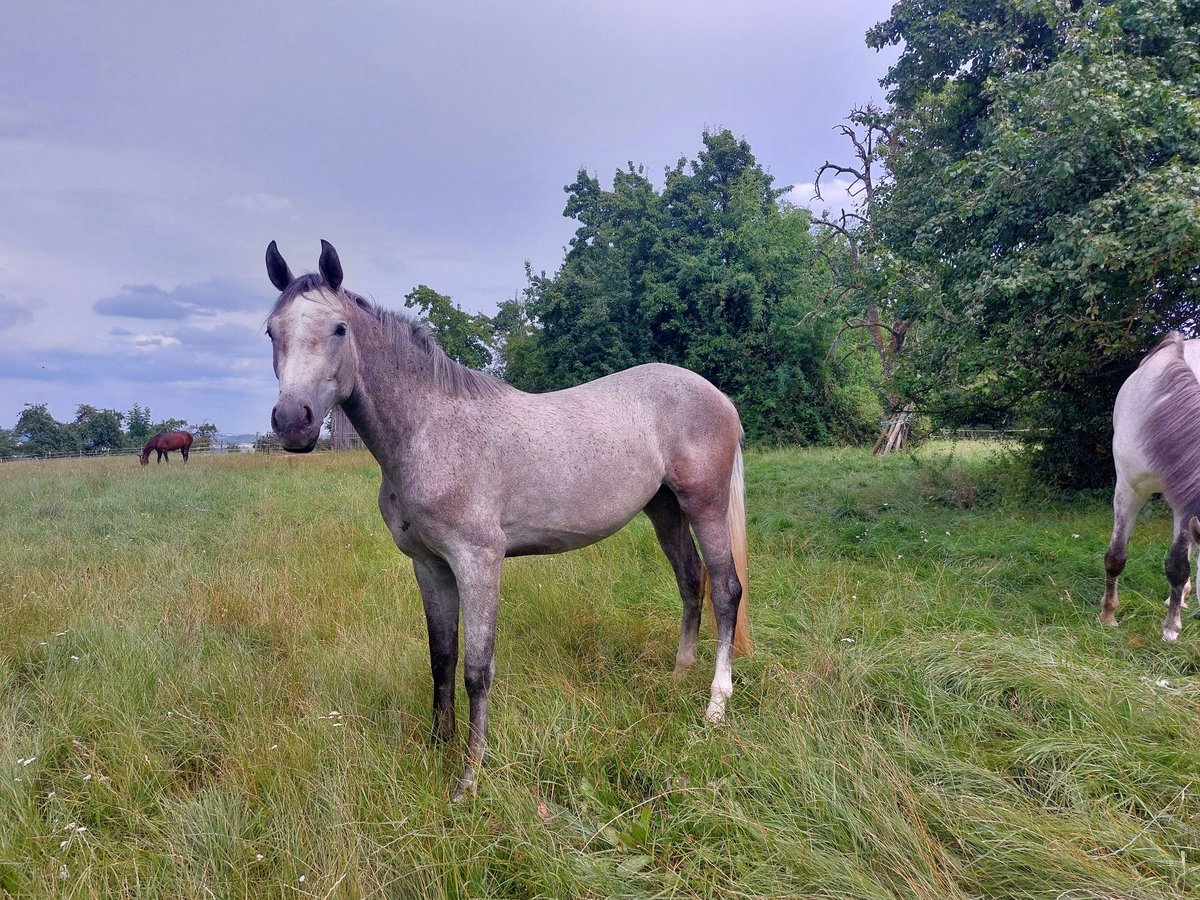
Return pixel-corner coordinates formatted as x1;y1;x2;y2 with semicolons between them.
303;405;313;426
271;407;280;432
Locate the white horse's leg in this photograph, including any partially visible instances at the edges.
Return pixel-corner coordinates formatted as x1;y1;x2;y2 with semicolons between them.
448;547;503;802
643;488;706;674
1101;476;1147;627
689;512;741;724
412;559;461;743
1162;517;1190;643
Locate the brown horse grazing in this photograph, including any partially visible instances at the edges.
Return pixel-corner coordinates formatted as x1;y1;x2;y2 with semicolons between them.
265;240;751;801
140;430;193;465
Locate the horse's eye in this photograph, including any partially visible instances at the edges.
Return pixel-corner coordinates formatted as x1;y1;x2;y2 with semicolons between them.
265;326;274;341
334;323;347;337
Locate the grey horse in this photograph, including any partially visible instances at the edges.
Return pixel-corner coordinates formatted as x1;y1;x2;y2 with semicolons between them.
1102;332;1200;642
265;240;751;799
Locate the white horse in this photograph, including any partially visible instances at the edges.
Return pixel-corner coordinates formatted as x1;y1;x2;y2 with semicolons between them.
1101;332;1200;642
264;240;752;799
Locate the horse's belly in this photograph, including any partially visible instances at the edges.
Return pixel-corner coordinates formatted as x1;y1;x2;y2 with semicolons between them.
502;522;628;557
500;475;656;557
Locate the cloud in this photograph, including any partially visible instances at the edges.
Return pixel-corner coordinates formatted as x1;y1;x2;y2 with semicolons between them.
0;321;268;384
131;333;181;350
94;284;195;319
93;277;274;320
0;293;34;330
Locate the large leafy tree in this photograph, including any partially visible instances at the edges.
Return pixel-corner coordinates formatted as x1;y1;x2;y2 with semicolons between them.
13;403;72;456
404;284;494;370
871;0;1200;485
73;404;125;453
508;130;878;444
126;403;153;444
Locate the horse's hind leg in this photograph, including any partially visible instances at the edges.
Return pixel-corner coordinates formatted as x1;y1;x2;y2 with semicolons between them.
1101;477;1148;627
1163;514;1192;643
644;486;706;674
683;504;743;724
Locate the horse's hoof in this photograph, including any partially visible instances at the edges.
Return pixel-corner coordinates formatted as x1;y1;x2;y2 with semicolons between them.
1098;613;1119;628
450;768;476;803
1163;626;1181;644
704;700;726;725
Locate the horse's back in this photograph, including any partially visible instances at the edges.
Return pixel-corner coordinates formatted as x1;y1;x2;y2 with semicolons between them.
1113;335;1200;490
455;364;742;554
517;364;740;471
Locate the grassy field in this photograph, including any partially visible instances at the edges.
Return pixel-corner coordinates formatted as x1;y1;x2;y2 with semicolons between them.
1;444;1199;898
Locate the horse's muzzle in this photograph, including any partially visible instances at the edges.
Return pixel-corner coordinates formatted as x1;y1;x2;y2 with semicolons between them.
272;398;321;452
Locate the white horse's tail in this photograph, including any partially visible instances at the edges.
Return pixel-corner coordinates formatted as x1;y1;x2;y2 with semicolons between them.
728;444;752;658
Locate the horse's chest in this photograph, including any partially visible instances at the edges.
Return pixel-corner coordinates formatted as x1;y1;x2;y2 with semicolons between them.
378;483;431;557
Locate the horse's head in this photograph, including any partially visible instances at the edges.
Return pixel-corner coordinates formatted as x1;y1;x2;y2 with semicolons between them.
139;449;150;465
264;240;359;452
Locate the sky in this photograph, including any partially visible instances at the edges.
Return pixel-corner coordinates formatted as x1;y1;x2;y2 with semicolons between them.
0;0;899;437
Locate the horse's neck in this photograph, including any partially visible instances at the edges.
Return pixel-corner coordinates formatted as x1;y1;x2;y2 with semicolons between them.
341;341;445;467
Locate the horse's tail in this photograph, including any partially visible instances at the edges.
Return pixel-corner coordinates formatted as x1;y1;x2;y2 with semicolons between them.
728;442;752;658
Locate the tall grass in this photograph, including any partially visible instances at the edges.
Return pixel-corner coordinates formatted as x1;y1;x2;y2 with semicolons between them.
0;445;1198;897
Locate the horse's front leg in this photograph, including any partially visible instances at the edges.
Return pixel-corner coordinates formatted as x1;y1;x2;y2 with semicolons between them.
412;558;460;743
447;547;503;802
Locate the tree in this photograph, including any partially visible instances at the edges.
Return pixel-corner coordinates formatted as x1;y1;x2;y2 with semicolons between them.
126;403;153;444
516;130;879;444
150;417;189;434
492;280;550;391
0;428;19;459
73;404;125;453
13;404;71;456
403;285;494;370
190;422;219;452
813;105;929;453
870;0;1200;485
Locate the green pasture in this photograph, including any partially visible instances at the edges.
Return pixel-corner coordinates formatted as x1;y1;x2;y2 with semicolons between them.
1;444;1198;898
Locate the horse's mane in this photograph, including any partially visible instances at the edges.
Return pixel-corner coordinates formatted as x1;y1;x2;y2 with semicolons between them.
1143;333;1200;511
270;273;506;400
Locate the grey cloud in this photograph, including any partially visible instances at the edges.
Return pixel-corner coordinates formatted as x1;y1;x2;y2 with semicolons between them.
0;293;34;330
170;322;266;355
94;284;194;319
93;278;273;320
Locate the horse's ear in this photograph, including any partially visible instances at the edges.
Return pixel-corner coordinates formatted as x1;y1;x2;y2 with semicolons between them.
319;239;343;291
266;240;294;291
